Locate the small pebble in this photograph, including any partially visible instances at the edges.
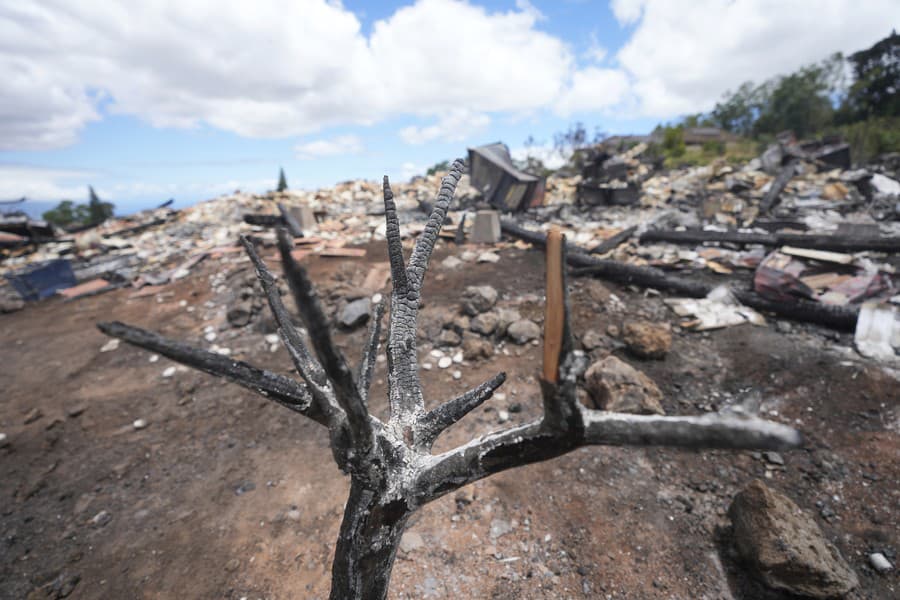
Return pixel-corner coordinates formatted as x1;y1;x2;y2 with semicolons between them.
133;419;148;430
0;433;8;448
498;410;510;423
422;362;432;370
870;552;893;573
372;293;382;304
430;349;444;358
452;351;463;364
265;334;280;345
100;339;119;353
452;370;462;380
438;356;452;369
205;332;217;342
162;366;176;377
149;354;159;363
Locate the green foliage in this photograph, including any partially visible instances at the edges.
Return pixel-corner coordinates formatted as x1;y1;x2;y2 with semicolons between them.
426;160;450;176
840;30;899;121
87;186;114;225
43;187;114;228
277;168;288;192
826;116;900;163
661;125;686;157
43;200;87;227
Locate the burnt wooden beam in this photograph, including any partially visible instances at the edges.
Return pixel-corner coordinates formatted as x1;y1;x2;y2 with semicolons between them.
759;161;796;213
639;229;900;253
589;225;636;255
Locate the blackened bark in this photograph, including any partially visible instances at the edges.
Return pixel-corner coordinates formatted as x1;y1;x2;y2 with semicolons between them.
330;479;411;600
639;228;900;253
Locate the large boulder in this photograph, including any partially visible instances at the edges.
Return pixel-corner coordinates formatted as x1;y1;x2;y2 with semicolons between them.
728;480;858;599
583;356;665;415
460;285;498;316
470;311;499;336
506;319;541;344
622;321;672;360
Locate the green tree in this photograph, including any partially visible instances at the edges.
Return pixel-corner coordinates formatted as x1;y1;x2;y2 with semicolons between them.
277;168;288;192
710;81;763;135
43;200;78;226
87;186;114;225
661;125;686;157
840;30;899;121
425;160;450;176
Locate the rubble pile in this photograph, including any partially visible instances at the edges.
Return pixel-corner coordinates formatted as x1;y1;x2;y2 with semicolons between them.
2;137;899;364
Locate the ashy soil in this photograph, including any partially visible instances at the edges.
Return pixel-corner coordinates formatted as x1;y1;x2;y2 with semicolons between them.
1;241;897;599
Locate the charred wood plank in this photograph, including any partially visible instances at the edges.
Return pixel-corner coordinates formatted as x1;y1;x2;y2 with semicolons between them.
243;213;285;227
639;229;900;253
759;162;796;213
589;225;637;254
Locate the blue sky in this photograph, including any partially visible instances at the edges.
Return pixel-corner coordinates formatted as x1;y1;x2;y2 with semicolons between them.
1;0;896;216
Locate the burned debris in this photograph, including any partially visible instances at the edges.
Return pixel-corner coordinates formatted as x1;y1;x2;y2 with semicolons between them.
97;161;798;599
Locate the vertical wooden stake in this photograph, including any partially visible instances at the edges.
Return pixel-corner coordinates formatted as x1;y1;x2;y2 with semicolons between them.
543;227;564;383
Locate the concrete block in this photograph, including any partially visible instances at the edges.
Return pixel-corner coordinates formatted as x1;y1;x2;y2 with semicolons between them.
289;205;317;231
471;210;501;244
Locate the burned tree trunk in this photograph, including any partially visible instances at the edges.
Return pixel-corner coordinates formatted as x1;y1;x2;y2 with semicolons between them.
99;159;800;598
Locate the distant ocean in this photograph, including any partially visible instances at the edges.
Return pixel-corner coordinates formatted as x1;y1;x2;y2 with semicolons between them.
3;197;196;220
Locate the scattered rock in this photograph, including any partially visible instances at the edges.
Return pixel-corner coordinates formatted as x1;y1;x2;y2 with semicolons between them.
66;405;86;418
339;298;371;329
728;480;859;598
763;451;784;465
622;321;671;359
462;335;494;360
606;324;620;338
506;319;541;344
132;419;148;430
460;285;498;316
437;329;461;347
441;255;462;269
869;552;893;573
224;558;240;573
497;409;510;423
234;481;256;495
489;518;513;540
90;510;112;527
477;251;500;263
162;366;176;378
99;338;119;352
452;370;462;380
470;311;499;336
584;280;612;305
583;356;665;415
400;531;425;553
0;433;8;448
495;307;522;336
438;356;453;369
226;300;254;327
447;314;470;334
581;329;605;350
23;407;43;425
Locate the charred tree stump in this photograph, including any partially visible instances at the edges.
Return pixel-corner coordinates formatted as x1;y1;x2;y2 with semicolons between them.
99;160;800;599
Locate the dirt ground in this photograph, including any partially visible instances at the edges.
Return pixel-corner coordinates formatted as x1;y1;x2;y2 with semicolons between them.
1;240;898;599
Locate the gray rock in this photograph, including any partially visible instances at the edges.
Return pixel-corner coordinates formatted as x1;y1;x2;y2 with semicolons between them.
470;311;500;336
460;285;498;316
437;329;461;347
462;335;494;361
506;319;541;344
226;300;254;327
496;307;522;336
729;480;858;598
581;329;605;350
583;356;665;415
339;298;371;329
489;518;513;540
400;531;424;553
869;552;893;573
90;510;112;527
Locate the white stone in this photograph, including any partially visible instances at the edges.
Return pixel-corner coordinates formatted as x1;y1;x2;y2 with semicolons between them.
438;356;453;369
869;552;893;573
149;354;159;363
477;251;500;263
452;370;462;380
162;366;176;378
100;339;119;353
133;418;148;430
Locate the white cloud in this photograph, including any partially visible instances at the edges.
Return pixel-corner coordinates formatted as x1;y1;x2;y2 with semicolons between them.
0;165;94;201
510;144;566;170
2;0;897;150
612;0;900;117
399;109;490;145
555;67;630;116
295;135;364;159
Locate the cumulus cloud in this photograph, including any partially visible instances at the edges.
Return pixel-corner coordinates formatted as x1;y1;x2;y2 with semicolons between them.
611;0;900;117
295;135;364;159
399;109;491;145
1;0;897;150
0;165;94;201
